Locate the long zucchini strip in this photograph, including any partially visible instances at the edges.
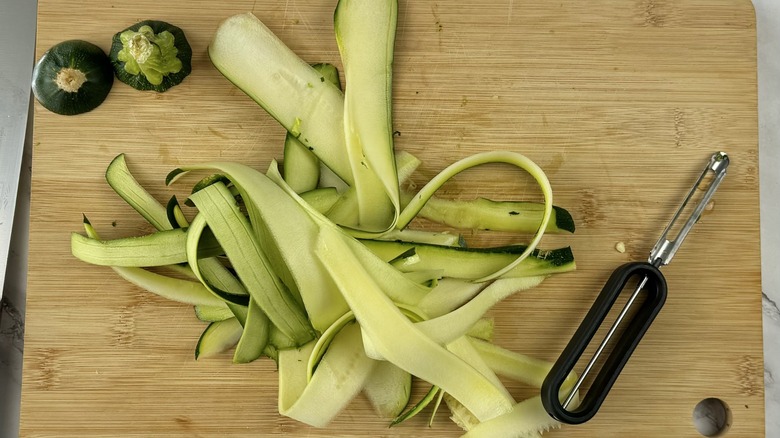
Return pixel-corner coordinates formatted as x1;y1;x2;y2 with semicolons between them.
112;266;228;308
71;228;222;267
188;183;314;345
233;298;270;364
105;156;252;309
415;277;545;346
446;337;514;403
103;155;253;310
197;257;250;298
461;340;582;437
315;229;513;422
470;338;581;408
306;311;356;381
469;338;561;389
169;163;350;331
283;63;343;193
278;342;314;416
369;229;463;247
105;153;171;231
173;161;428;311
408;194;575;234
317;150;419;228
209;13;354;185
307;185;572;235
81;218;228;308
278;323;377;427
463;396;559;438
417;278;486;318
397;151;553;282
265;163;431;306
361;240;576;280
335;0;400;231
363;277;544;358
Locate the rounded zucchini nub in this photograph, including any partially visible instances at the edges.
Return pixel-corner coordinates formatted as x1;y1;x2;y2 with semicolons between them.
109;20;192;92
31;40;114;116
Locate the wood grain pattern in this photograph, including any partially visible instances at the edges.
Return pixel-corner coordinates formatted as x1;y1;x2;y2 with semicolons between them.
22;0;762;436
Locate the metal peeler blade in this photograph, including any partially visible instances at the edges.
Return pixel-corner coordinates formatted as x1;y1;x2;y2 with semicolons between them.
540;151;729;425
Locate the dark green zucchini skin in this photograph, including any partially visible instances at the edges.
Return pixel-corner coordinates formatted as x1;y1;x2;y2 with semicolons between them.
109;20;192;92
31;40;114;115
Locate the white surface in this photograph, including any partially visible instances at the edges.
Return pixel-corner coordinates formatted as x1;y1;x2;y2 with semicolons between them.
1;1;778;436
756;0;780;435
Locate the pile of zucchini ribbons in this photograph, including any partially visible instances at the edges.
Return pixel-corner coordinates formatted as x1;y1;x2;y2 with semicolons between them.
71;1;580;436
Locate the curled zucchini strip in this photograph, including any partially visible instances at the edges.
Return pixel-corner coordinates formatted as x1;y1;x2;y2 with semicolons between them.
397;151;553;282
106;153;171;231
278;323;377;427
188;183;314;345
307;311;356;381
169;163;350;332
415;277;545;346
315;228;514;422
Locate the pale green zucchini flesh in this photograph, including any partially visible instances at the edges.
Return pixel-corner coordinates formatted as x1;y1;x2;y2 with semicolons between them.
105;153;171;231
335;0;400;231
400;192;576;234
283;63;343;194
209;13;353;185
233;298;270;364
70;3;583;434
71;228;222;267
188;182;315;345
195;305;236;322
195;318;243;359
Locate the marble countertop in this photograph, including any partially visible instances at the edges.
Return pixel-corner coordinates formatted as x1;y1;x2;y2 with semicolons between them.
756;0;780;434
1;1;778;436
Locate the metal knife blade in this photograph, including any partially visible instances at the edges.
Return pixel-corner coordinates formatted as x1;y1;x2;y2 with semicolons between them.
0;0;38;298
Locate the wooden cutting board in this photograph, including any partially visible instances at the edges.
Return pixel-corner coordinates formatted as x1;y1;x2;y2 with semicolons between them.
21;0;763;436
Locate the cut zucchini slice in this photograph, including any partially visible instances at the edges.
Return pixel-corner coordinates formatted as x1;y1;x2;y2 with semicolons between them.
110;20;192;92
32;40;113;115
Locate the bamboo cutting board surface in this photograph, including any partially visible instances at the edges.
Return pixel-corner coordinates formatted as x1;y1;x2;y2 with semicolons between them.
22;0;763;437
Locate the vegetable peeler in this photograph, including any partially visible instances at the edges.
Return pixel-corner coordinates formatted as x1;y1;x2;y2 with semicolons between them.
540;151;729;425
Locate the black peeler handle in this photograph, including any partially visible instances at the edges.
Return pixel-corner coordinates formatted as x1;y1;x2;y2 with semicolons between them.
540;261;667;424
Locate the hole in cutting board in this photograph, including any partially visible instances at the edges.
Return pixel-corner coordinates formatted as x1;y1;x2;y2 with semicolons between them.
692;398;731;436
